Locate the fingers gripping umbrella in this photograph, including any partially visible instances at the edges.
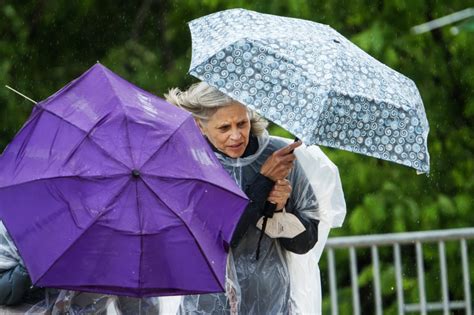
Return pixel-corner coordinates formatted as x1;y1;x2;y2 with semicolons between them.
0;64;248;297
188;9;430;173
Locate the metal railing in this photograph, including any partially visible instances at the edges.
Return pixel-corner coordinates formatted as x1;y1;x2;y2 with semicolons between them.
323;228;474;314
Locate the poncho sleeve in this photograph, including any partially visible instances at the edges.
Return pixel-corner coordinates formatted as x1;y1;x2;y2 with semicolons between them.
230;173;274;248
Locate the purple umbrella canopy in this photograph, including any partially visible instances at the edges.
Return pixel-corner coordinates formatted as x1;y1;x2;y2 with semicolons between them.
0;64;248;297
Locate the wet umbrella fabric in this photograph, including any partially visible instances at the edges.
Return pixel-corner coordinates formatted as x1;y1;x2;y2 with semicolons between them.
189;8;430;173
0;64;248;297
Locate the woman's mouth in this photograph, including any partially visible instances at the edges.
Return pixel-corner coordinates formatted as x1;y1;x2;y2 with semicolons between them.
228;143;243;149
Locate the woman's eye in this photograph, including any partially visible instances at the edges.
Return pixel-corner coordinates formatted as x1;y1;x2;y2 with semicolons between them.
218;125;230;132
237;121;247;128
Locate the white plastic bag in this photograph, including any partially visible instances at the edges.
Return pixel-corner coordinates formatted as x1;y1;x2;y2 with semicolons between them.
256;207;306;238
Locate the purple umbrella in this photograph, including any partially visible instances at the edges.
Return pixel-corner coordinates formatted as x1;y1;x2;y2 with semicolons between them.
0;64;248;297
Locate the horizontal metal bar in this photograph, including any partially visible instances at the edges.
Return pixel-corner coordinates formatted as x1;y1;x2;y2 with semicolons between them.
405;301;466;312
326;228;474;249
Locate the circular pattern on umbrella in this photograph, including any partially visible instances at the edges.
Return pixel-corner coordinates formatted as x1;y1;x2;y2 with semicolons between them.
189;9;430;173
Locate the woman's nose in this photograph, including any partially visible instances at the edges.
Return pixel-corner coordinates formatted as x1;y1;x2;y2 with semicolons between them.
230;128;241;140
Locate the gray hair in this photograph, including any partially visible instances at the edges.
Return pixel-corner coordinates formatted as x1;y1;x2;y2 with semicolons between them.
165;82;268;136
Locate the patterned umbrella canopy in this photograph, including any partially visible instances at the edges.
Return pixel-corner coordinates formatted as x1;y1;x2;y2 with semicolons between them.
188;9;430;173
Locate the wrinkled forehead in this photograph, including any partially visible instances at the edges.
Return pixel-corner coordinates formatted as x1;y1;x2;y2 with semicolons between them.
207;102;250;123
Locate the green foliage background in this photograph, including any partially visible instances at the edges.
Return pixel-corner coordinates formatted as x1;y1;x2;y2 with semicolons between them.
0;1;472;313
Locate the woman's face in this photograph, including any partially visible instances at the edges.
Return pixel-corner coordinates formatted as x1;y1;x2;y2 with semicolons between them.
198;102;251;158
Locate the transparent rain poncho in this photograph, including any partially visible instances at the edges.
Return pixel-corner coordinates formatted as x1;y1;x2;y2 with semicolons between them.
176;132;321;315
24;290;161;314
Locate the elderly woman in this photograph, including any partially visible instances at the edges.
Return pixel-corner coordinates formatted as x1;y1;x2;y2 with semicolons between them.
165;82;320;314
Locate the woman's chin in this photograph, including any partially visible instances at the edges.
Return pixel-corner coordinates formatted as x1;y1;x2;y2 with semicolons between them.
225;147;245;158
226;152;244;158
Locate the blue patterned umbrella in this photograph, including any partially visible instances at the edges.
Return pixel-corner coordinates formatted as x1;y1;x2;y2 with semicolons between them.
188;9;430;173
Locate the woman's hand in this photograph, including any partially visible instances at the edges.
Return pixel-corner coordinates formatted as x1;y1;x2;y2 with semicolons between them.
268;179;292;210
260;141;302;181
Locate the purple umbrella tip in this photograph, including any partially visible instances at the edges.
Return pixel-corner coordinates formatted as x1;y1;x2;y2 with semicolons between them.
132;169;140;178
